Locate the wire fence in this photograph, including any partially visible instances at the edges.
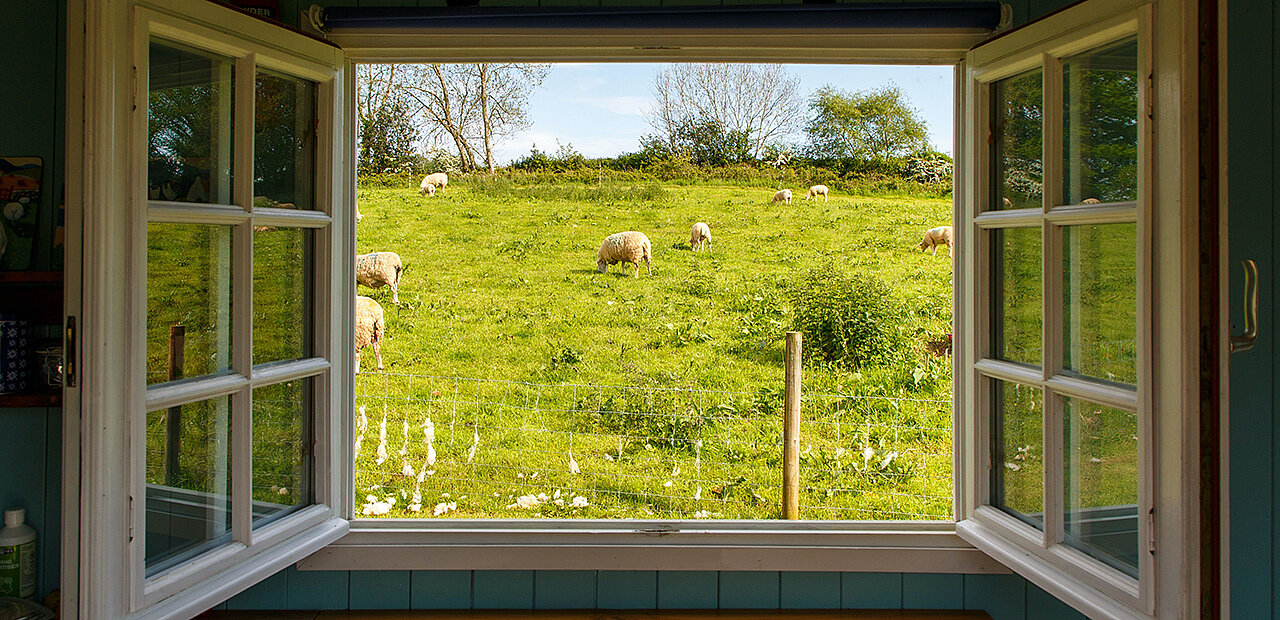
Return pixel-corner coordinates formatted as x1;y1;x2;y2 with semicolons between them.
354;373;953;521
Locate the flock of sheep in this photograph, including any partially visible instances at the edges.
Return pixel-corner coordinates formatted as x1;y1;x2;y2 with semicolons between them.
352;175;954;371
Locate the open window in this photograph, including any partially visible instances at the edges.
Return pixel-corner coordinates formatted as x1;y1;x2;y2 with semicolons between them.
72;1;352;617
954;0;1200;618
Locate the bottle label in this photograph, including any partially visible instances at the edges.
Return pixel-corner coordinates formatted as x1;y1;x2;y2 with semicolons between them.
0;541;35;598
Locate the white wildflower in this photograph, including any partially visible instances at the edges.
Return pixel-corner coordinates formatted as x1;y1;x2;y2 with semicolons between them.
695;486;702;500
507;494;542;509
671;463;681;477
879;451;898;470
693;510;710;518
568;453;580;474
408;503;422;512
402;462;415;477
604;453;613;461
662;480;673;488
1005;462;1022;471
433;501;457;516
375;411;388;465
366;494;377;503
399;419;410;455
276;486;289;496
553;489;561;499
356;406;367;434
570;496;589;508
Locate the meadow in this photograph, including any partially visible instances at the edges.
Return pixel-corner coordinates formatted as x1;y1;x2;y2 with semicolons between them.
352;175;956;520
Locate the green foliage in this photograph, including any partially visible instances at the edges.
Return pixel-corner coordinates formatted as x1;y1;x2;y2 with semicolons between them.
358;98;420;176
805;85;930;162
510;141;588;172
668;118;753;167
789;264;910;367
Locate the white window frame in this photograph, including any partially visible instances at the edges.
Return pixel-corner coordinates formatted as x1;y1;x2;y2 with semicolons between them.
953;1;1201;619
71;1;353;618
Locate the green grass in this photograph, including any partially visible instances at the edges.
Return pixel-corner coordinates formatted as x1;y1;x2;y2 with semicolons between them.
353;178;955;520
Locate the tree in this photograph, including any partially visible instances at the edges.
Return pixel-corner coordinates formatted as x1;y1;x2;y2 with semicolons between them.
670;119;752;166
356;65;421;175
400;63;551;171
805;85;930;162
645;64;803;160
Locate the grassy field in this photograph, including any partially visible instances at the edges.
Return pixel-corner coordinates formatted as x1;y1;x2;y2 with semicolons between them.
353;177;956;520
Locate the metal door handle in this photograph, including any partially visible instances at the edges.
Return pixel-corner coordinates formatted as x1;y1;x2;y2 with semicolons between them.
1231;259;1258;353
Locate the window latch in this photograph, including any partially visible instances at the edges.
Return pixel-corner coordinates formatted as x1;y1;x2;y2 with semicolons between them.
1230;259;1258;353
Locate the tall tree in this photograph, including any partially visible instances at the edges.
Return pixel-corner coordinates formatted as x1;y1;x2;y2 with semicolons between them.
805;85;930;162
645;64;802;160
356;64;421;175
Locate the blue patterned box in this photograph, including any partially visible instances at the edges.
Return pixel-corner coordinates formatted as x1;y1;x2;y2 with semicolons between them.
0;317;33;394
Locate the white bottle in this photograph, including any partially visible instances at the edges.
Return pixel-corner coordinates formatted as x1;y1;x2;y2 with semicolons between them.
0;508;35;598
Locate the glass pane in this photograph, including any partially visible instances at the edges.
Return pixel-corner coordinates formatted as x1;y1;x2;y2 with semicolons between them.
148;39;234;204
1064;397;1139;577
253;378;312;526
1063;223;1137;385
992;227;1042;366
992;380;1043;527
253;227;312;365
254;70;316;210
145;395;232;575
991;70;1043;210
147;223;234;385
1063;38;1139;205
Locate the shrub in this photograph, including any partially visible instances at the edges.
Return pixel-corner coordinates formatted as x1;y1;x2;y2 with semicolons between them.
788;264;909;367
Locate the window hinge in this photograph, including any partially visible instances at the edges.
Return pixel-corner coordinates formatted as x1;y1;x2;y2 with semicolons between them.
1146;507;1156;554
1145;72;1154;120
64;316;76;388
128;495;135;543
131;66;138;111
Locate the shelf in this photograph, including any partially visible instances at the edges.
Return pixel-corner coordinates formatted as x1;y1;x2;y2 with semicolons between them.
0;390;61;408
0;271;62;284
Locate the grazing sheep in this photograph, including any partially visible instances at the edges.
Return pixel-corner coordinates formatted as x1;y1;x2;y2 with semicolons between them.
419;172;448;196
805;185;829;202
772;189;793;205
690;222;711;252
356;251;403;304
355;296;385;372
917;225;954;257
596;231;652;277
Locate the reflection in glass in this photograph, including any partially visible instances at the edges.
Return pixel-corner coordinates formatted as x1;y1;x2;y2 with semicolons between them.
991;70;1043;210
253;228;312;365
255;70;316;210
1063;38;1139;205
147;223;233;385
992;380;1043;527
148;40;233;204
253;379;312;526
145;396;232;575
992;227;1042;366
1064;397;1139;577
1064;224;1137;385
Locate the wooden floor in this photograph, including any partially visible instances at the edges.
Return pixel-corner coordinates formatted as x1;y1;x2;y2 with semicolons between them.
201;611;994;619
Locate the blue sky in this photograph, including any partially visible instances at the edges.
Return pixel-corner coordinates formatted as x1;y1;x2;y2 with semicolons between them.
496;63;955;164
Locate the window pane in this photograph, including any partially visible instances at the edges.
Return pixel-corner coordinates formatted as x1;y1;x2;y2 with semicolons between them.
144;395;232;575
991;70;1043;211
1064;397;1139;577
147;223;234;385
253;378;313;526
254;70;316;210
253;227;312;365
148;40;233;204
1063;38;1139;205
992;227;1042;366
991;380;1043;527
1063;223;1137;385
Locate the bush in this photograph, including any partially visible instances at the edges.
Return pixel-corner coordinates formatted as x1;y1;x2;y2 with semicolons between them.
788;264;909;367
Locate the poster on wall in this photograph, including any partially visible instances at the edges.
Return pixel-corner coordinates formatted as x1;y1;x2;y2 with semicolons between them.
228;0;280;21
0;157;42;271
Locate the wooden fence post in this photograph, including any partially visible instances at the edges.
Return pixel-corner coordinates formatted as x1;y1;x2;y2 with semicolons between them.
166;325;185;485
783;331;802;519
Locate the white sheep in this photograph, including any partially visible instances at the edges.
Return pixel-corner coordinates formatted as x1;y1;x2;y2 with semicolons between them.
355;295;385;372
917;225;954;257
772;189;792;205
419;172;448;196
356;251;403;304
805;185;829;202
690;222;711;252
597;231;652;277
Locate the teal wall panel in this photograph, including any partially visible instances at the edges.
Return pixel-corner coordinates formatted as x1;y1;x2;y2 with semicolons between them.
473;570;534;609
840;572;901;609
285;565;349;610
902;573;963;610
534;570;596;609
1026;584;1085;620
410;570;472;609
349;570;410;609
963;574;1025;620
226;568;288;610
779;571;840;609
656;570;717;609
718;572;780;609
597;570;657;609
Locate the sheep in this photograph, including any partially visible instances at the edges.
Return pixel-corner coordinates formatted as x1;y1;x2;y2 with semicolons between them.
356;251;403;304
690;222;711;252
917;225;954;257
596;231;652;277
419;172;448;196
355;295;385;372
772;189;793;205
1080;197;1101;204
805;185;829;202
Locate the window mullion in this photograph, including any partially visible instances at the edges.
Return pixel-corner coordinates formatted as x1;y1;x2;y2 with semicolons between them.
232;53;256;547
1040;53;1066;550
